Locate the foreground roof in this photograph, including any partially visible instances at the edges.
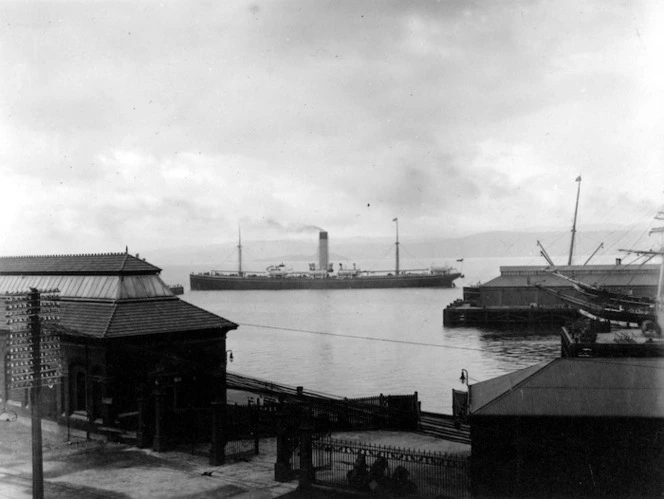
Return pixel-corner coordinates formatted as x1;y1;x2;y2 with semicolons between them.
56;298;238;338
0;253;161;275
470;357;664;419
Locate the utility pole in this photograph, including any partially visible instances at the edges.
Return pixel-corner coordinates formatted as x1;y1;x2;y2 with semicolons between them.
6;288;61;499
568;176;582;266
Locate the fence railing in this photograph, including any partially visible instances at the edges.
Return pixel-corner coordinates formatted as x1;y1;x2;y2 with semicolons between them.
306;437;471;498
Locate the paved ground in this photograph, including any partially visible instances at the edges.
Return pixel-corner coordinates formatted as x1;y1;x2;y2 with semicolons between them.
0;416;469;498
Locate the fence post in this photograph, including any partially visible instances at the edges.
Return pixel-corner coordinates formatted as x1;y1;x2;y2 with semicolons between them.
298;412;315;491
274;401;292;482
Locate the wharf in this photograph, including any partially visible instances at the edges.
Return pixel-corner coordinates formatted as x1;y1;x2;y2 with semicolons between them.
443;300;580;328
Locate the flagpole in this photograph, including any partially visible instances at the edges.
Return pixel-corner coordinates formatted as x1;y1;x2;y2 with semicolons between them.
393;218;399;276
568;176;582;266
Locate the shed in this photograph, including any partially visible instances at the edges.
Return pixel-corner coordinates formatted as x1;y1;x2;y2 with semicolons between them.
469;357;664;496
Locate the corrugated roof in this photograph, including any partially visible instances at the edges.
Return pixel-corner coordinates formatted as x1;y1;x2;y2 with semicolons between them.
0;253;161;275
58;298;238;338
0;274;173;299
470;358;664;418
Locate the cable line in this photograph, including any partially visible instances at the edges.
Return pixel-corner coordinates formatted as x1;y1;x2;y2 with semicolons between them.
237;321;553;355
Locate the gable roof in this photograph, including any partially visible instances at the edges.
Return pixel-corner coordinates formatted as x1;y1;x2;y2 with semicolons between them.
470;357;664;419
0;253;161;275
55;298;237;338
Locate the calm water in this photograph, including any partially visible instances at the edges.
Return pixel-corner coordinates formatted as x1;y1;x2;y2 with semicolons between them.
162;257;562;413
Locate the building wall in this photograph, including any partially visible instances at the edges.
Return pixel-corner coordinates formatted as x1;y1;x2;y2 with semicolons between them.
471;416;664;497
0;328;229;444
479;285;657;307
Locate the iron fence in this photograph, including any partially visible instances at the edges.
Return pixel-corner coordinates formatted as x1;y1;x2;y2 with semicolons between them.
308;437;471;498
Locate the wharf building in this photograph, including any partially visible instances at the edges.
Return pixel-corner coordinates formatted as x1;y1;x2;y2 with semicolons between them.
444;263;660;327
0;252;237;460
464;323;664;496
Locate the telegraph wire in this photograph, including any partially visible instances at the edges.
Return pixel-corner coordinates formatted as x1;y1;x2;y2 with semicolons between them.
236;321;664;371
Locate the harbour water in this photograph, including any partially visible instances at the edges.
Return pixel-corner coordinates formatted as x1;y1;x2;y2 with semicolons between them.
162;256;565;413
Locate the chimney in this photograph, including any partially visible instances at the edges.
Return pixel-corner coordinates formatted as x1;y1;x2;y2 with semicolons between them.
318;231;329;271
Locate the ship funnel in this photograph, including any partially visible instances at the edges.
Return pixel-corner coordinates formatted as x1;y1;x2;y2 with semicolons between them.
318;231;329;271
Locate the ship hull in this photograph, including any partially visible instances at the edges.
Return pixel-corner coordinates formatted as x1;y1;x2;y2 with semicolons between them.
190;272;461;290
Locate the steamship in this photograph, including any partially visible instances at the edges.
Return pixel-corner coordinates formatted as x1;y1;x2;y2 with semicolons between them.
190;223;462;291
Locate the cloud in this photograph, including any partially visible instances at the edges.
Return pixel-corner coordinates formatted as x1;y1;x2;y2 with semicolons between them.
0;0;662;255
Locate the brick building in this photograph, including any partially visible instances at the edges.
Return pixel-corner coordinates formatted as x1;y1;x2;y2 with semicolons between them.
0;252;237;455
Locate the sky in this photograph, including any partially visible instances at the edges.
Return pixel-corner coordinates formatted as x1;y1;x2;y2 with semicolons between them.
1;0;663;256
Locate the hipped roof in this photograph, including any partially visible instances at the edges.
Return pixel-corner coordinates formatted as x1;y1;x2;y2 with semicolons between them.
0;253;160;275
470;357;664;419
0;252;238;338
57;299;237;338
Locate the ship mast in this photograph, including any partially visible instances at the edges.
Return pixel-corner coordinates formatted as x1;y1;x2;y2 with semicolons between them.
567;176;582;266
393;217;400;276
238;226;243;277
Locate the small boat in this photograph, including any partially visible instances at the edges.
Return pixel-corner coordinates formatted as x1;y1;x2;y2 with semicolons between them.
190;221;462;291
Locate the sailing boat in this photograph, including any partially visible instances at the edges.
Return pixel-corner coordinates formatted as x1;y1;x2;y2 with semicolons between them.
190;221;462;290
537;209;664;332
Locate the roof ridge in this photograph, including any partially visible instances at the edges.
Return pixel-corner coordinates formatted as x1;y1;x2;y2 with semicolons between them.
0;253;128;259
103;302;119;338
472;359;555;414
120;252;131;272
177;299;240;330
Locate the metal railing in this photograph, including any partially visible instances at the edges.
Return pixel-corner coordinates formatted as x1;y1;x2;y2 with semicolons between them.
306;437;471;498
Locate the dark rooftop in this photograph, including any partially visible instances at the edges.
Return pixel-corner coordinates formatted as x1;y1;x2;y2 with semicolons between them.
0;253;161;276
56;298;238;338
470;357;664;418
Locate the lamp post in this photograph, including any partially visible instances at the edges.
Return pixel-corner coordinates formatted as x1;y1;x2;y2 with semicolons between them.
460;369;471;411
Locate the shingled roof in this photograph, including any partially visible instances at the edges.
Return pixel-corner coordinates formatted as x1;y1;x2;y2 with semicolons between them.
56;298;237;338
470;357;664;419
0;253;161;275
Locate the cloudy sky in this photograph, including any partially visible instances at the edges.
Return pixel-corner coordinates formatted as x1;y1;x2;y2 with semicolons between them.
1;0;662;255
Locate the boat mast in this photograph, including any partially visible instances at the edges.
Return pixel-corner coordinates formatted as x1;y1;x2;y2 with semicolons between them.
393;217;400;276
567;176;582;266
238;226;243;276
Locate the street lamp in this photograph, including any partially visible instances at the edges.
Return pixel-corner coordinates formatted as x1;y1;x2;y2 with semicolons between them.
459;369;471;413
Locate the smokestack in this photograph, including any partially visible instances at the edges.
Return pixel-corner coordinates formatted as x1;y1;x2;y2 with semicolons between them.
318;231;329;271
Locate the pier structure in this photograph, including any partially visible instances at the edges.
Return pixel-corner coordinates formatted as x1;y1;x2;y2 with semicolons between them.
444;263;660;327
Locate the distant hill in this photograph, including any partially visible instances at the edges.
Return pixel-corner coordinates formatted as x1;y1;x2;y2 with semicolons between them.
145;227;656;268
